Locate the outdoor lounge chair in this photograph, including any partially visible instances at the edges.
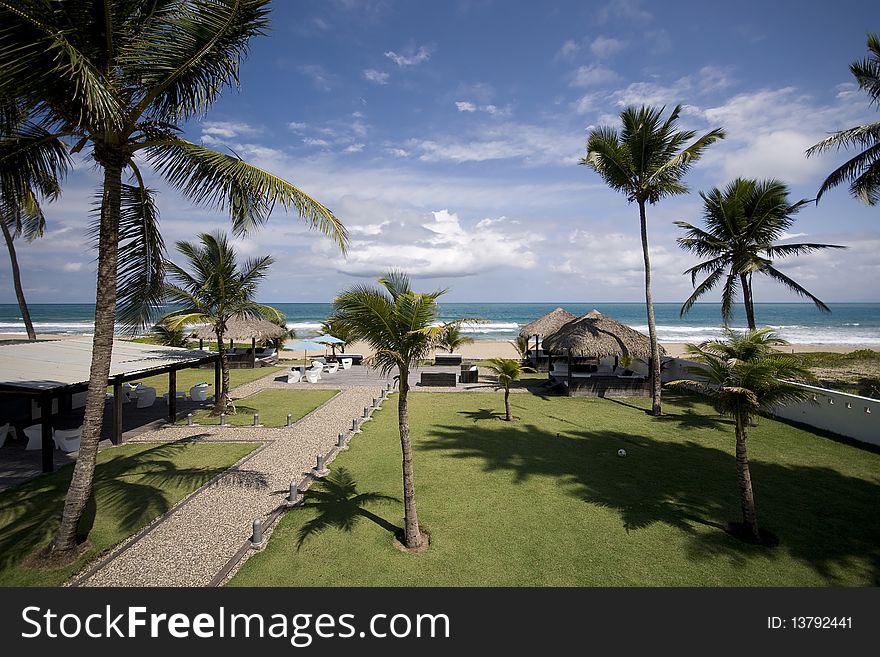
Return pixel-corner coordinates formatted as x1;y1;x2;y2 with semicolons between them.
286;369;302;383
122;382;138;402
136;386;157;408
189;383;210;401
23;424;42;450
53;427;82;453
340;357;353;369
323;361;339;374
0;422;15;448
304;369;321;383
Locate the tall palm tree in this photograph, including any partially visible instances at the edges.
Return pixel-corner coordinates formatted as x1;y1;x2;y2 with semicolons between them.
438;323;473;354
333;270;446;551
0;1;347;557
319;316;353;354
583;105;725;415
667;328;814;543
484;358;533;421
807;33;880;205
0;112;70;340
160;232;281;414
676;178;845;329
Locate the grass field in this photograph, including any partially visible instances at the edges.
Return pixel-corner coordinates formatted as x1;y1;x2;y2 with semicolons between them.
179;389;339;426
230;390;880;587
0;442;257;586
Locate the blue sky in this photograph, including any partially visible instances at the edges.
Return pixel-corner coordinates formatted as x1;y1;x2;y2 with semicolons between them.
2;0;880;304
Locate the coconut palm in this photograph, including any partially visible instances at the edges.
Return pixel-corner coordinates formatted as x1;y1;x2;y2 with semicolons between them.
484;358;533;421
0;111;70;340
676;178;845;328
511;334;531;361
667;328;814;542
438;323;473;354
333;270;446;550
807;33;880;204
160;232;281;414
148;320;188;348
0;1;347;557
319;316;353;354
583;105;725;415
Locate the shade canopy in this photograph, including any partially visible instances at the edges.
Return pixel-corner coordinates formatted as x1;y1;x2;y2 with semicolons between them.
189;313;286;341
283;340;327;352
542;309;664;359
313;334;344;344
519;307;577;337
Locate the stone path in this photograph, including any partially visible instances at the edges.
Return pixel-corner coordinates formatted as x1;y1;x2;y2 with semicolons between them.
74;384;383;587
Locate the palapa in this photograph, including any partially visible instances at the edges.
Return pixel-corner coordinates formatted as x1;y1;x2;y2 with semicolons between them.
189;313;286;341
542;309;663;359
519;307;577;337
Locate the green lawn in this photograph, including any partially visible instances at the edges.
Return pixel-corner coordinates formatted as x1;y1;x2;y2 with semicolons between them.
119;366;284;398
0;442;257;586
180;389;338;426
230;390;880;586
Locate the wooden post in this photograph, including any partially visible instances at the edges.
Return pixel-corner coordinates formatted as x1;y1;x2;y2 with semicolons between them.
199;338;204;350
112;381;123;445
229;338;233;350
40;393;53;473
251;337;256;368
214;357;221;401
168;369;177;422
567;349;573;396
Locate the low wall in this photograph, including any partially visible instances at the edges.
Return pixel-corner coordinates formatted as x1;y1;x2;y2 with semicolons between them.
661;358;880;447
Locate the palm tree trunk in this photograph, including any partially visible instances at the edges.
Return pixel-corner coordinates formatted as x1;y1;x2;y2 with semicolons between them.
397;366;425;549
638;200;662;415
735;412;760;542
740;273;756;330
213;328;230;414
1;218;37;340
51;162;122;554
504;385;511;421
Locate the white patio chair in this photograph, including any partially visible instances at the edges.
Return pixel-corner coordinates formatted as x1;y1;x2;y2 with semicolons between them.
189;383;209;401
340;358;353;370
0;422;15;448
323;362;339;374
136;386;157;408
310;359;326;369
304;370;321;384
121;382;138;402
286;369;302;383
53;427;82;453
24;424;42;450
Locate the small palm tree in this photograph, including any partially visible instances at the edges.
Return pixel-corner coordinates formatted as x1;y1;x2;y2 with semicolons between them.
484;358;533;421
583;105;725;415
0;111;70;340
333;270;446;550
438;323;474;354
511;334;531;361
160;232;281;414
676;178;845;328
319;316;353;354
667;328;815;542
148;321;188;348
807;33;880;204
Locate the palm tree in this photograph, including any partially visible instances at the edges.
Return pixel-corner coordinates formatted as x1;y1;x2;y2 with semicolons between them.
148;320;188;348
0;111;70;340
438;323;473;354
667;328;814;542
676;178;845;329
807;33;880;204
583;105;725;415
484;358;533;421
510;334;530;361
319;316;353;354
333;270;446;550
0;1;347;557
160;232;281;414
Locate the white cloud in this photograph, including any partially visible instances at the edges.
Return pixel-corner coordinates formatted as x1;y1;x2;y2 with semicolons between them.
570;64;618;88
303;138;331;148
590;36;626;58
363;69;389;85
385;46;432;67
386;147;410;158
62;262;84;272
555;39;581;61
343;143;365;154
455;101;477;112
455;101;509;117
297;64;335;91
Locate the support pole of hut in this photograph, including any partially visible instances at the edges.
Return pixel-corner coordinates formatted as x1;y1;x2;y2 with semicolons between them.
251;337;256;368
567;348;573;396
168;368;177;422
199;338;204;350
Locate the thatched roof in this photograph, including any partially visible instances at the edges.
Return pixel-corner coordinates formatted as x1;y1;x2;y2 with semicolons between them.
542;309;664;358
519;307;577;337
189;313;286;340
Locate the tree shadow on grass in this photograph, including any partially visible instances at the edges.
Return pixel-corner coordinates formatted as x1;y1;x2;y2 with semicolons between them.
0;443;234;578
419;420;880;584
295;468;401;549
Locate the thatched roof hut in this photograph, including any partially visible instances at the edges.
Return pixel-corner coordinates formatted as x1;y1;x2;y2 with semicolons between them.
189;313;286;341
542;309;663;358
519;307;577;337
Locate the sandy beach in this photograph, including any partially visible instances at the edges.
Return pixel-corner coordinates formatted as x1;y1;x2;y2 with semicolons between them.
2;334;875;359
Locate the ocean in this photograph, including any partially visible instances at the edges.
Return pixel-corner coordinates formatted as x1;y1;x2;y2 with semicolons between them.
1;302;879;346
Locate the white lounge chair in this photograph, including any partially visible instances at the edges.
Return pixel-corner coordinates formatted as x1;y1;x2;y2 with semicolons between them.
311;359;326;369
323;362;339;374
0;422;15;448
53;427;82;453
189;383;210;401
286;369;302;383
304;370;321;383
340;357;352;370
136;386;157;408
24;424;42;450
121;382;139;402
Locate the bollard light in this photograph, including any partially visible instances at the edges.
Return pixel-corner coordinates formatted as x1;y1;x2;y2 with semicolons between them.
220;413;226;427
337;432;345;448
251;518;263;547
316;454;325;471
288;480;299;506
287;413;292;427
363;406;369;419
253;413;260;427
187;413;193;426
372;397;378;408
352;418;358;431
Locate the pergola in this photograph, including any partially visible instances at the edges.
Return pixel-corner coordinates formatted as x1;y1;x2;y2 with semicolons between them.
0;337;219;472
190;313;286;368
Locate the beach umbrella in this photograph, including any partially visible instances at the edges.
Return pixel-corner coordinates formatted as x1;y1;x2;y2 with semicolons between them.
314;333;344;357
284;339;327;367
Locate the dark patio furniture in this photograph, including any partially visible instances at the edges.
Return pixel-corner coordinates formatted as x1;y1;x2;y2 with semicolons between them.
434;353;462;366
459;365;479;383
420;372;457;387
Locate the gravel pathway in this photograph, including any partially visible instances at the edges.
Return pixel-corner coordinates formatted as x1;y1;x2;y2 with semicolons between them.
76;385;383;587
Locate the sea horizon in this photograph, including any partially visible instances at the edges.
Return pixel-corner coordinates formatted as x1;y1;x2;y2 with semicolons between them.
2;302;879;346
